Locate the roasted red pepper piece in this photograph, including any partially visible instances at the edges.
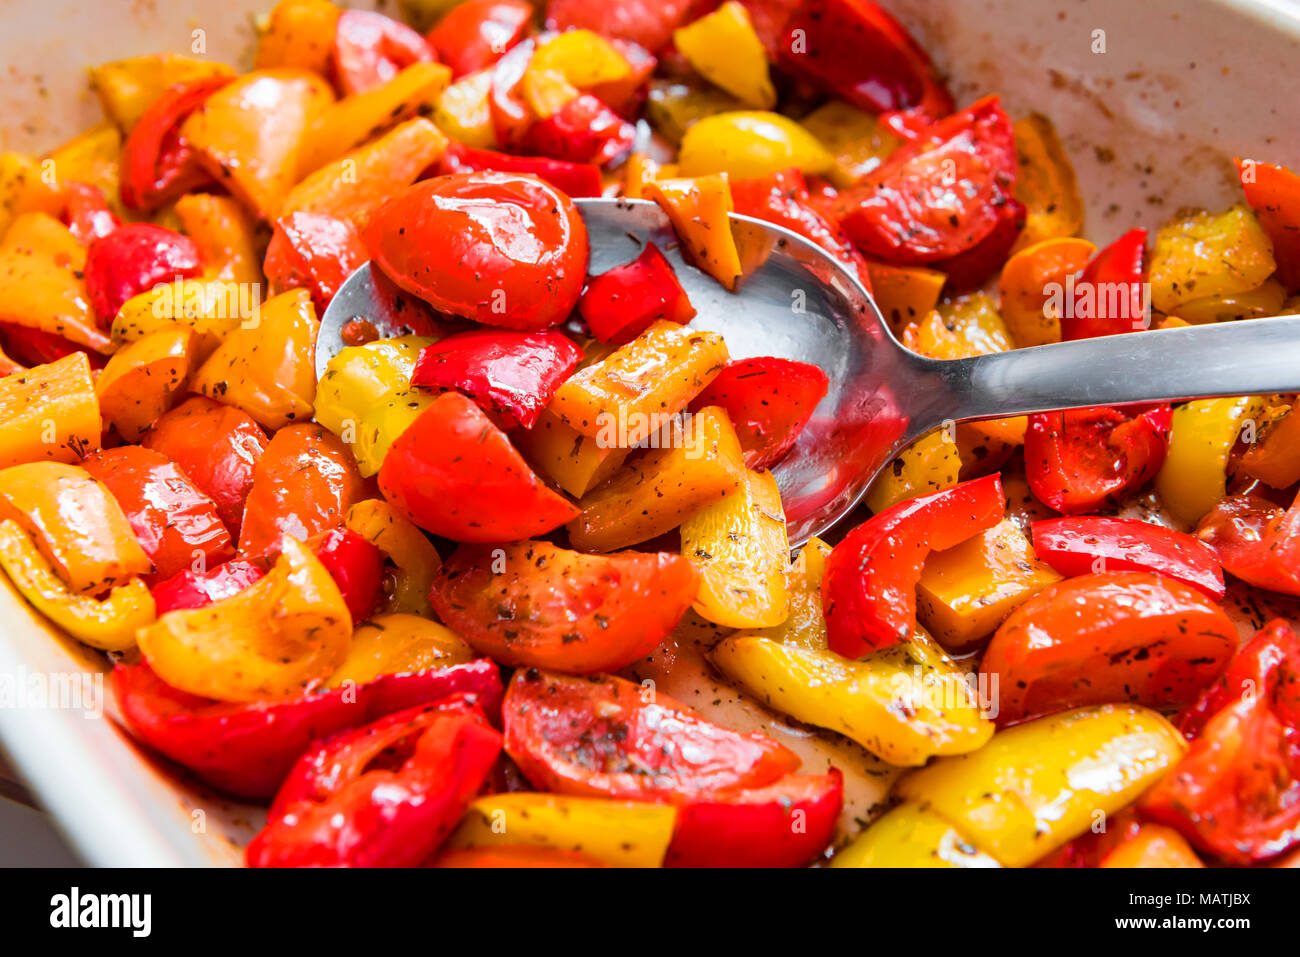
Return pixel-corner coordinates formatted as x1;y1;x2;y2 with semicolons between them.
689;356;829;471
488;36;536;147
151;559;266;615
333;9;438;96
577;243;695;344
833;95;1016;264
84;223;203;323
264;211;368;312
544;0;698;52
430;540;698;673
823;473;1006;657
1140;620;1300;864
665;770;843;868
81;445;234;584
378;391;579;541
504;668;800;800
1024;404;1171;514
932;197;1026;292
0;323;103;369
589;38;657;118
426;0;533;78
1237;158;1300;294
436;142;603;198
731;168;873;292
1198;489;1300;596
519;92;636;167
777;0;953;119
409;329;583;429
1031;516;1225;600
1062;228;1149;340
307;527;384;623
119;76;230;212
247;699;502;867
140;396;269;537
61;182;119;244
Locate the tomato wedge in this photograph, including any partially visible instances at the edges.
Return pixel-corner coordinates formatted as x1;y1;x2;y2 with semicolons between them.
577;243;696;344
427;0;533;78
264;212;368;312
333;9;438;95
1197;489;1300;596
981;571;1237;726
823;474;1006;657
1237;158;1300;293
430;540;698;673
84;223;203;323
503;669;800;801
1062;228;1149;340
119;76;230;211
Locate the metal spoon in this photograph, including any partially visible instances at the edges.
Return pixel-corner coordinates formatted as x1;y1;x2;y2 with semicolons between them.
319;196;1300;546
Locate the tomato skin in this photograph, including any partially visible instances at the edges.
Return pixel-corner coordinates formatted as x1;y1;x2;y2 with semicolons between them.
665;771;843;868
409;329;583;429
1140;620;1300;864
61;182;119;244
437;142;603;198
84;223;203;323
1032;516;1225;601
236;424;368;560
1024;404;1171;514
1197;491;1300;596
503;668;800;801
151;559;266;615
427;0;533;78
823;474;1006;657
689;356;829;471
333;9;438;95
430;540;698;673
378;391;579;542
364;172;589;330
264;212;368;312
519;93;637;167
834;96;1016;264
981;571;1236;726
308;527;384;624
140;396;269;537
1062;228;1148;340
577;243;695;344
119;76;230;211
1237;159;1300;293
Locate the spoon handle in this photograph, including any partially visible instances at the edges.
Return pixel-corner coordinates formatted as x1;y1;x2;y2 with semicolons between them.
917;315;1300;426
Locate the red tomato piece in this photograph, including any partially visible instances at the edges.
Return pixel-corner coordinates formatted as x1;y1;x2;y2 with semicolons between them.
519;92;636;167
932;197;1026;292
426;0;533;78
1031;516;1225;600
409;329;583;429
1063;228;1149;340
150;559;266;615
690;357;830;471
308;527;385;623
430;540;698;673
236;424;367;560
665;770;843;868
577;243;696;344
822;473;1006;657
264;211;368;312
119;76;230;211
1237;158;1300;293
544;0;698;52
436;142;603;198
980;571;1237;726
1141;620;1300;864
365;171;589;330
81;445;234;584
140;396;269;537
1024;404;1171;514
84;223;203;323
61;182;119;244
777;0;953;118
247;699;501;867
503;668;800;800
332;9;438;96
378;391;579;541
833;95;1016;264
1198;489;1300;596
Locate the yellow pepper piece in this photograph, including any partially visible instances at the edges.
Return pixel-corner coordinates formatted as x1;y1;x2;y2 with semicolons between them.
623;152;678;201
432;69;496;149
449;793;677;868
549;319;729;445
0;152;63;237
44;123;122;215
746;537;831;650
916;519;1063;652
255;0;342;75
522;69;582;120
865;428;961;513
181;69;335;221
0;353;102;470
681;467;790;628
800;101;901;188
568;406;745;552
95;326;196;442
678;111;833;181
296;62;452;176
831;803;1001;868
192;288;319;430
523;30;631;118
646;175;743;290
867;262;946;335
397;0;463;31
1099;824;1204;868
997;236;1095;346
673;2;775;110
1155;395;1265;526
174;194;263;286
327;613;474;686
112;278;255;361
645;78;744;146
895;704;1187;867
345;498;442;618
90;54;235;132
1149;204;1276;314
0;520;154;652
1010;114;1084;252
512;408;630;498
138;537;352;702
1172;276;1287;324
